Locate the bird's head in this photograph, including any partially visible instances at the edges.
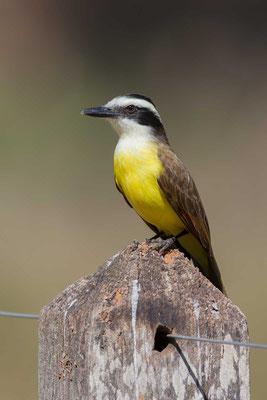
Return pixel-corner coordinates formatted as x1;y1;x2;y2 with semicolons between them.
81;94;169;144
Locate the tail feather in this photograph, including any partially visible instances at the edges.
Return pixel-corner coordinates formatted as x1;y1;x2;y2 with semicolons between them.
194;247;226;295
193;251;226;295
178;233;226;295
207;248;226;295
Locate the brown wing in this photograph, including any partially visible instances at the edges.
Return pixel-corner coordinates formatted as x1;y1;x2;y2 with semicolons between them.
158;146;226;294
157;145;211;251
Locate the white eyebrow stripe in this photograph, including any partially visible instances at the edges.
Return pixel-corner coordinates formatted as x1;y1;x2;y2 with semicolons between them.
105;96;161;121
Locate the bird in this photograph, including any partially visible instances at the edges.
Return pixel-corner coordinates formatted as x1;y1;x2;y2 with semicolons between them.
81;94;225;294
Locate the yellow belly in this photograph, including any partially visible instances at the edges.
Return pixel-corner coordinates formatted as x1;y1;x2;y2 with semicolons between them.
114;140;185;236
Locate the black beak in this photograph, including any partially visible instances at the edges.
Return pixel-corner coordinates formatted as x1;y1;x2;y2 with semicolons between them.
81;106;119;118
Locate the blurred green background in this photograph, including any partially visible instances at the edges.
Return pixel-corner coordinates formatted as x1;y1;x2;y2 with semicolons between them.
0;1;266;398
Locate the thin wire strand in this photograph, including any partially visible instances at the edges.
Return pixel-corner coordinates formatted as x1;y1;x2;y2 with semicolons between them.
167;334;267;350
0;311;266;349
0;311;39;319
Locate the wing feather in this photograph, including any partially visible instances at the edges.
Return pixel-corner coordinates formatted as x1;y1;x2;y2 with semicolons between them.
157;146;211;250
158;146;225;294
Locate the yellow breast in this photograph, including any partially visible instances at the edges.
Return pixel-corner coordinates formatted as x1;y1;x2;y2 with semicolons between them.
114;136;185;236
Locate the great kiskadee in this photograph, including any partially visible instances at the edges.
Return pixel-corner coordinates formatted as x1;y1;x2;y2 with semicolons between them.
81;94;225;294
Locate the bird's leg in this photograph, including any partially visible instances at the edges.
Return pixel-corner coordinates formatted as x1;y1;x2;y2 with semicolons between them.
145;232;161;244
175;229;188;240
150;236;176;254
150;230;189;255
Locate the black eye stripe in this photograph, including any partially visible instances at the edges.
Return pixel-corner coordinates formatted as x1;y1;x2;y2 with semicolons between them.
115;104;169;145
136;108;162;128
117;106;162;129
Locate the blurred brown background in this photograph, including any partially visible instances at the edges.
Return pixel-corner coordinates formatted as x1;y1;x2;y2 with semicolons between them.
0;1;266;398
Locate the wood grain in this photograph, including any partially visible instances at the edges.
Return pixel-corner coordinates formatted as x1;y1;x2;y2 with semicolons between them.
39;241;249;399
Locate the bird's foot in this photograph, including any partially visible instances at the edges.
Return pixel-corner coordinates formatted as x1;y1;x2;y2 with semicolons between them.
130;240;140;251
145;233;161;244
150;236;176;255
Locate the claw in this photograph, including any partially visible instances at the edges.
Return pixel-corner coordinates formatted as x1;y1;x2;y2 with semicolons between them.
145;233;161;244
150;237;176;254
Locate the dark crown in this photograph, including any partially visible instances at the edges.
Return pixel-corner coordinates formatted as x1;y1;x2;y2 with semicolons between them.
125;93;156;107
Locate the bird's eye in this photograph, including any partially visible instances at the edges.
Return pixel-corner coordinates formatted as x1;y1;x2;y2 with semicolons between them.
125;105;137;113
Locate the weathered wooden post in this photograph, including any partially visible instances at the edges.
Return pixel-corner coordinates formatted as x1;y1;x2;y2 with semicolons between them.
39;241;250;399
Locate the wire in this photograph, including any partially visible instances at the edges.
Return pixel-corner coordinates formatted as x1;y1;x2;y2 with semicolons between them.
1;311;266;350
167;334;267;350
0;311;39;319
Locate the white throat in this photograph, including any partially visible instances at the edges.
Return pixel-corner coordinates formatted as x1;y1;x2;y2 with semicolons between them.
112;118;155;157
109;117;154;138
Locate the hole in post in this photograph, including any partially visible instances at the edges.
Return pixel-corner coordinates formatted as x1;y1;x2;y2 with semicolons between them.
153;325;172;352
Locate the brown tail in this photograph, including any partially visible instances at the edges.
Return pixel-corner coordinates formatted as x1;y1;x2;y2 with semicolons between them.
206;248;226;295
194;250;226;295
